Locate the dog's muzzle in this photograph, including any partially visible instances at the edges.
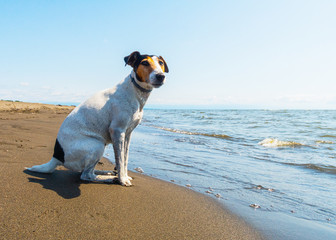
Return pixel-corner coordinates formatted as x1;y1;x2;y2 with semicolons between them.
152;73;165;87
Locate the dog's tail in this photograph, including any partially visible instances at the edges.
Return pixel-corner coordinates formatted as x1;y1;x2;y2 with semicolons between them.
25;157;62;173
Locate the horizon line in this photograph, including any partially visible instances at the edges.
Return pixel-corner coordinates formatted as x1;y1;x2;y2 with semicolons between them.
1;99;335;111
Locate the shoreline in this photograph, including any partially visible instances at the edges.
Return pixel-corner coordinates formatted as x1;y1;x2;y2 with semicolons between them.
0;101;263;239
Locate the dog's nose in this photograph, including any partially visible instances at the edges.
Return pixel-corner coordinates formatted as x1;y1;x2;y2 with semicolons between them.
156;73;165;82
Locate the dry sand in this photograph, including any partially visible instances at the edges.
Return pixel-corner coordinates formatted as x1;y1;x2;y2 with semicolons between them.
0;101;263;239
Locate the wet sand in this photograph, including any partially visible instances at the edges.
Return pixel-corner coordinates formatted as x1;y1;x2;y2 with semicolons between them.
0;101;263;239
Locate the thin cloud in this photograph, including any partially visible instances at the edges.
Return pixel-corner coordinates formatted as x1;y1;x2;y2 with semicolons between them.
20;82;29;86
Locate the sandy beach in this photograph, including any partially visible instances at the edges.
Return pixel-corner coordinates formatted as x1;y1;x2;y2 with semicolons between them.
0;100;263;239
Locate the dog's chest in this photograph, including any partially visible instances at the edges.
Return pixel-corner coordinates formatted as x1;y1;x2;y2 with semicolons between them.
127;110;143;133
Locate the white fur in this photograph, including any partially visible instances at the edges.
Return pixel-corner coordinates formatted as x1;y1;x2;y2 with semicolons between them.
27;64;166;186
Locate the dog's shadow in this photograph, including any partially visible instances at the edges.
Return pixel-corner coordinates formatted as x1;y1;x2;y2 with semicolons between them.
24;169;83;199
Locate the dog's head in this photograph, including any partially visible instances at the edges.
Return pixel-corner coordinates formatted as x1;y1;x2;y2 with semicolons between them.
124;51;169;88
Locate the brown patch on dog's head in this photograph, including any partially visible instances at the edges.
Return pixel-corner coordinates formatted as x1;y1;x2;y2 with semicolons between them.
136;56;159;82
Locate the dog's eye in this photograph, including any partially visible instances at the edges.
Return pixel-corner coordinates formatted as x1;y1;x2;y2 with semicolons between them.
141;61;149;66
159;61;164;66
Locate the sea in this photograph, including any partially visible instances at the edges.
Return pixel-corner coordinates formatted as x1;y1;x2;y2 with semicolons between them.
104;109;336;239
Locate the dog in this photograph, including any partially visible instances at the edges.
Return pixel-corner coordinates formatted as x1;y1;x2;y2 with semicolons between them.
27;51;169;186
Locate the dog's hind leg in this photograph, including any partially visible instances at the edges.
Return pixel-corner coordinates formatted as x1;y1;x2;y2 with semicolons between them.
79;143;118;183
26;157;62;173
81;166;118;183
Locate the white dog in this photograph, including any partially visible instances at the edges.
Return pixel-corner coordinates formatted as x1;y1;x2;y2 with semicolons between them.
27;51;169;186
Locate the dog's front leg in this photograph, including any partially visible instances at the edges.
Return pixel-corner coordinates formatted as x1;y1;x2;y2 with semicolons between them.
124;132;133;181
110;127;132;186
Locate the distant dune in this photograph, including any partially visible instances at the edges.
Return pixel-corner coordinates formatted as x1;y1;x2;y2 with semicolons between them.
0;100;75;114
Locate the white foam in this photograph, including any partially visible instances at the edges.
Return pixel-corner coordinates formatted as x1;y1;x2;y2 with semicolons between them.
258;138;303;147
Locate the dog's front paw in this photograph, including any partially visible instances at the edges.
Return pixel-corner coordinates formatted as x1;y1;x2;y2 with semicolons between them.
119;177;132;187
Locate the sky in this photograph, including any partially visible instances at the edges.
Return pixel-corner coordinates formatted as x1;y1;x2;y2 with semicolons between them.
1;0;336;109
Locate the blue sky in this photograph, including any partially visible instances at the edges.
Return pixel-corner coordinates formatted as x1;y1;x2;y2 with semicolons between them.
1;0;335;109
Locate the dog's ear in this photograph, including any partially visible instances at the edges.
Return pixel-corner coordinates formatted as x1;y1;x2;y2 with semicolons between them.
124;51;141;67
159;56;169;73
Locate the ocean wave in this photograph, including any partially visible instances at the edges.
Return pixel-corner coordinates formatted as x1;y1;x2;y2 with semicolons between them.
285;163;336;175
152;126;232;139
258;138;304;148
320;135;336;138
315;140;334;144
